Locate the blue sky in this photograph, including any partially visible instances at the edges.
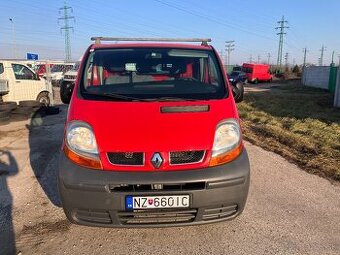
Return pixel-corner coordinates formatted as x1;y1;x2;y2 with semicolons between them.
1;0;339;65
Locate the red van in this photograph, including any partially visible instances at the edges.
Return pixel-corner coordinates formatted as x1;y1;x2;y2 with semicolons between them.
58;37;250;227
242;63;272;83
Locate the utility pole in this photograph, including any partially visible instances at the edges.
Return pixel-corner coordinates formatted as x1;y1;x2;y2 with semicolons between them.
267;53;271;65
225;40;235;66
284;52;289;71
275;16;289;71
219;50;224;64
319;45;326;66
331;51;335;65
302;47;308;67
257;55;261;63
58;0;75;62
249;54;253;63
9;18;16;59
338;54;340;66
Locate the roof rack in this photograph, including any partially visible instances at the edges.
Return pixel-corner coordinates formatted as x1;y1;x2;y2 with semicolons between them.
91;37;212;46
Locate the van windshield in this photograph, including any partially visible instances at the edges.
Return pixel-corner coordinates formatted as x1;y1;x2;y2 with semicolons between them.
81;48;226;101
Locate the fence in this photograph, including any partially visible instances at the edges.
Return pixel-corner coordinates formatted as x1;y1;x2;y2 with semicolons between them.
302;66;330;90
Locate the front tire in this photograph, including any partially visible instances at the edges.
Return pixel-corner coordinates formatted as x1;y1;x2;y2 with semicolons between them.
37;92;50;107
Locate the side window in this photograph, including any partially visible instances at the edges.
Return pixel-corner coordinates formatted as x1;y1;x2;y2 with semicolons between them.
208;56;220;86
12;64;35;80
0;63;4;74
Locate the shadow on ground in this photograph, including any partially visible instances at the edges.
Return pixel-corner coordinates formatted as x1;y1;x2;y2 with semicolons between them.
0;150;18;255
27;106;67;207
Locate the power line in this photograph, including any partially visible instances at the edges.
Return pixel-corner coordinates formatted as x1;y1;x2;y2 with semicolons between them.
275;16;289;70
225;40;235;65
58;0;75;62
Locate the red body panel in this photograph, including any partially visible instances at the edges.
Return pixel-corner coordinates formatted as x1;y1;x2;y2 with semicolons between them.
36;64;54;77
242;63;272;82
67;43;239;172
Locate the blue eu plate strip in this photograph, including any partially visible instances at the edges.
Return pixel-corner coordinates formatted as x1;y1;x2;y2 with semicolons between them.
126;196;133;210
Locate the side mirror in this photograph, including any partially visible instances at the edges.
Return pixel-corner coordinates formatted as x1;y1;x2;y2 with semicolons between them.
60;80;74;104
232;82;244;103
34;73;40;80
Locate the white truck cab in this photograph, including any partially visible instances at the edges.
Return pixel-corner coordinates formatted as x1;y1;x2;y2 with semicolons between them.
0;60;52;105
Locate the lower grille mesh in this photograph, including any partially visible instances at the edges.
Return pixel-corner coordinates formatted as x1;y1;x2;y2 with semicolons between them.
118;209;197;225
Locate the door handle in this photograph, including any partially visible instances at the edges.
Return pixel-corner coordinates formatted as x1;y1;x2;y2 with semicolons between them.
16;81;21;83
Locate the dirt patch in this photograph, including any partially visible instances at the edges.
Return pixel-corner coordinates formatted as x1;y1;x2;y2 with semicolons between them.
19;219;70;237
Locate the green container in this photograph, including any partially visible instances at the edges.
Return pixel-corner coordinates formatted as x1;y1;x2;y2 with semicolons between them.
328;66;338;94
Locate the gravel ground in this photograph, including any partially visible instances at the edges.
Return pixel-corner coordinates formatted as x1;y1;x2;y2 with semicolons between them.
0;103;339;255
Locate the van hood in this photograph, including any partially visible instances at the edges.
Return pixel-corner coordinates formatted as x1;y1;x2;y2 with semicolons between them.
67;97;238;170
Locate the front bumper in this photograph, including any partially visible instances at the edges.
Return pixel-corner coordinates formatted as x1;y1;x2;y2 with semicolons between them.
58;149;250;227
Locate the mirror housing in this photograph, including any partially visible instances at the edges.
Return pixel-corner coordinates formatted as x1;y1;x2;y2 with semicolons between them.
60;80;74;104
231;82;244;103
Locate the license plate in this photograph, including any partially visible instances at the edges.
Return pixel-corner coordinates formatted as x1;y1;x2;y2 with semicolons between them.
125;195;190;210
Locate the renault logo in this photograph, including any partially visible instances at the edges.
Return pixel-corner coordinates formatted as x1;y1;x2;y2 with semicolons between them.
151;152;163;169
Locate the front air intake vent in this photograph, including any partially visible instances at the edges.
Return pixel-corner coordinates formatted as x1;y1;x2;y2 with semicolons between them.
107;152;144;166
170;150;205;165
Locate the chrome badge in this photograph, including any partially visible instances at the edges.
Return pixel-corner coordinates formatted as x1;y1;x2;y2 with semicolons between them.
151;152;163;169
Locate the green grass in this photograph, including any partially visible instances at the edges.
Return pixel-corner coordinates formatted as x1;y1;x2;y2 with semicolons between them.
238;82;340;181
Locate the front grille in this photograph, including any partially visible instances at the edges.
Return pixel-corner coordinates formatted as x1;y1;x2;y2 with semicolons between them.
118;209;197;225
75;209;112;224
170;150;205;165
202;205;238;221
108;182;206;192
107;152;144;166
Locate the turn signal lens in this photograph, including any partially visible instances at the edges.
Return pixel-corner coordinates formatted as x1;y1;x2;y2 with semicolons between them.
64;144;102;169
209;143;243;166
64;121;102;169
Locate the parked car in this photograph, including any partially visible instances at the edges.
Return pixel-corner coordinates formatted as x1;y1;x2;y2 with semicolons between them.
60;62;80;104
242;63;272;83
46;63;74;85
58;37;250;228
0;60;52;105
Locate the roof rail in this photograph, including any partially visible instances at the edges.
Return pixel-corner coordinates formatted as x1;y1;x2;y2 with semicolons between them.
91;37;212;46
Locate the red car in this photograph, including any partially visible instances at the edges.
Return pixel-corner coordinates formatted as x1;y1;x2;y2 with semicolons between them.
242;63;272;83
58;37;250;227
35;63;54;77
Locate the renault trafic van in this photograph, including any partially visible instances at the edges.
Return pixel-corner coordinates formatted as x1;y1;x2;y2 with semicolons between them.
58;37;250;227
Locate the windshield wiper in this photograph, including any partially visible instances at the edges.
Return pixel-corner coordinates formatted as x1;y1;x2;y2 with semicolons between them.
83;91;146;102
144;97;199;102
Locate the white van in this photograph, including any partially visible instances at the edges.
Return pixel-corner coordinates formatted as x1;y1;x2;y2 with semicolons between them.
0;60;52;105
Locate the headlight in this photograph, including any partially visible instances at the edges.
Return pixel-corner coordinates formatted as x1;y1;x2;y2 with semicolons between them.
64;121;102;169
210;119;243;166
